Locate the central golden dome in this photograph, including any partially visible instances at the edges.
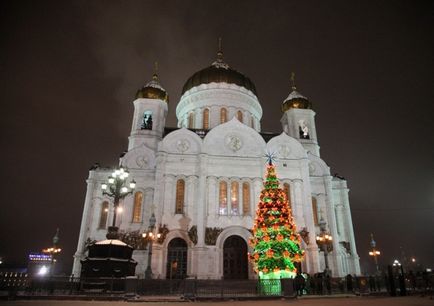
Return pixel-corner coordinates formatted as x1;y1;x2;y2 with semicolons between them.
181;51;257;96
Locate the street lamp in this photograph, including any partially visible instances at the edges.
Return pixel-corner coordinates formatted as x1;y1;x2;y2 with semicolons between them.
369;233;381;273
316;216;333;276
142;213;161;279
101;166;136;239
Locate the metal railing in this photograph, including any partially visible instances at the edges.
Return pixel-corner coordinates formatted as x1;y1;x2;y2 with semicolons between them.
1;273;432;299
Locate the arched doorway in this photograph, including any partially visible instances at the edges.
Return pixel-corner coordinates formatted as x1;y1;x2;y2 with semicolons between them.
166;238;187;279
223;235;248;279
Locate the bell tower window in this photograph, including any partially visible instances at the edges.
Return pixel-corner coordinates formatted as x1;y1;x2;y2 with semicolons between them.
141;110;153;130
299;120;310;139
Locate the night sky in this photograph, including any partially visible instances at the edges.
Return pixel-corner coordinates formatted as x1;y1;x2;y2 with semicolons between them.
1;1;433;274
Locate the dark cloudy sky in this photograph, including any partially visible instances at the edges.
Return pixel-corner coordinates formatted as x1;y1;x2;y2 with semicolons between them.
1;0;433;274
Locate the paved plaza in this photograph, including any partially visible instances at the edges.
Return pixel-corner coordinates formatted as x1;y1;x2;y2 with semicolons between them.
0;297;433;306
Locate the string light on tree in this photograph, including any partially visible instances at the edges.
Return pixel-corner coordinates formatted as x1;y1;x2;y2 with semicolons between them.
249;154;304;282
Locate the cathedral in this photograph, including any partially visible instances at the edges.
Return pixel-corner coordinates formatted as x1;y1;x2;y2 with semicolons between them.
72;48;361;279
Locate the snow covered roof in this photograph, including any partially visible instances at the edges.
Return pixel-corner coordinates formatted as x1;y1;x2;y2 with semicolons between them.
284;90;308;102
95;239;128;246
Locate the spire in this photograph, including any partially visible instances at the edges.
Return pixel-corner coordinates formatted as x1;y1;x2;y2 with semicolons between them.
370;233;376;248
290;72;297;91
52;228;60;246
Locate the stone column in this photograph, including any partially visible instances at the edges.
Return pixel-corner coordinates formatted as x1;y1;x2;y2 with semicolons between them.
342;187;361;275
163;175;175;218
324;176;343;276
186;175;196;218
72;175;96;277
207;176;218;218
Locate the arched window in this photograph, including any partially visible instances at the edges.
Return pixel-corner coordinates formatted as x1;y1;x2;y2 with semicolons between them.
132;192;143;222
237;110;243;123
220;108;227;124
219;181;228;215
242;182;250;215
312;197;319;225
98;201;109;229
203;109;209;129
188;113;194;129
231;181;239;215
250;115;255;128
175;179;185;214
283;183;292;211
141;110;153;130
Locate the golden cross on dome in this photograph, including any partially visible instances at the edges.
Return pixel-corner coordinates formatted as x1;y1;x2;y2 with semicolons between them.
290;72;297;91
217;37;223;61
152;61;159;80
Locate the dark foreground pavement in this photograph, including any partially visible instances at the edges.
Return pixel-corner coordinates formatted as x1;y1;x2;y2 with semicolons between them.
0;296;433;306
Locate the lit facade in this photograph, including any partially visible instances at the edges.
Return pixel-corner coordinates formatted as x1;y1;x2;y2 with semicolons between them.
72;52;361;279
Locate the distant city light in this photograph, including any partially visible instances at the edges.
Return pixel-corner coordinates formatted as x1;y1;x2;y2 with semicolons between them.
38;265;49;276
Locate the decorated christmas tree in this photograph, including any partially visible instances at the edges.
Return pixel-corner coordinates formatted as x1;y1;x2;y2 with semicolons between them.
249;158;304;280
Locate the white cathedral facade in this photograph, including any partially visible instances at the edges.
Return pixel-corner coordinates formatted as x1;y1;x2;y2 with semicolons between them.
72;50;361;279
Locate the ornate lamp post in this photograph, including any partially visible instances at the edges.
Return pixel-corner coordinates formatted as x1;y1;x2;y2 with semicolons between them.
142;213;161;279
369;233;381;273
316;216;333;276
101;167;136;239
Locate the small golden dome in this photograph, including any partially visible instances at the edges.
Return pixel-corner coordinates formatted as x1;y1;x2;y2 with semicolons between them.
281;73;311;112
281;90;311;111
181;48;257;96
135;73;169;102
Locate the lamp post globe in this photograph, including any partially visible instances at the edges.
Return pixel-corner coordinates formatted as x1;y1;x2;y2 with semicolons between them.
316;216;333;276
101;166;136;239
144;212;157;279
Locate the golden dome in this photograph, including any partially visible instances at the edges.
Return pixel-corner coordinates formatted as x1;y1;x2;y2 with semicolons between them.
135;73;169;102
181;51;257;96
281;90;311;111
281;73;311;112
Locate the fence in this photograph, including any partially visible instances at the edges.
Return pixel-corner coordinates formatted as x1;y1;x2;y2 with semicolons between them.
1;272;433;299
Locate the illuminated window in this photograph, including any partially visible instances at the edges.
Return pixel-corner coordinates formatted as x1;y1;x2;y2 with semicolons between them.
203;109;209;129
220;108;227;123
242;182;250;215
231;181;239;215
175;179;185;214
219;181;227;215
312;197;319;226
188;113;194;129
237;110;243;123
141;110;153;130
132;192;143;222
283;183;292;211
98;201;109;229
